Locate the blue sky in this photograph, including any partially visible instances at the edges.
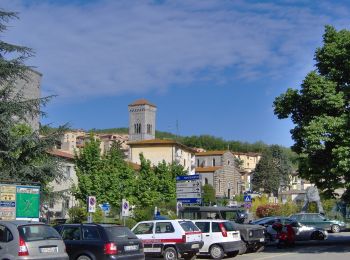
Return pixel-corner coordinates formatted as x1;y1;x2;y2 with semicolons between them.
3;0;350;147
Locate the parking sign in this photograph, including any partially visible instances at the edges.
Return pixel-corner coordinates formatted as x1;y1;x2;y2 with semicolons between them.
88;196;96;213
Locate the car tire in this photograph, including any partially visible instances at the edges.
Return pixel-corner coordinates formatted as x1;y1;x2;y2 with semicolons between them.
239;241;247;254
76;255;92;260
311;231;325;240
209;244;224;259
163;247;178;260
331;224;340;233
227;251;239;258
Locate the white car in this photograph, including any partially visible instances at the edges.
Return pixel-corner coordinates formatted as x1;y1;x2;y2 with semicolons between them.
132;219;203;260
193;220;241;259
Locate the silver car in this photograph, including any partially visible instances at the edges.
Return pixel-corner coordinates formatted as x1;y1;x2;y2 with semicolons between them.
0;220;69;260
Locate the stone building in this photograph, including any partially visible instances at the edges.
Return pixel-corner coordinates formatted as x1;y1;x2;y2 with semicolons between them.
195;151;242;199
128;99;156;141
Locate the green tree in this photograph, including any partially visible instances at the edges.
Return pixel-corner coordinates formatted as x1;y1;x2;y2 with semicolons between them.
274;25;350;199
74;134;136;209
251;145;292;196
0;10;66;188
202;184;216;205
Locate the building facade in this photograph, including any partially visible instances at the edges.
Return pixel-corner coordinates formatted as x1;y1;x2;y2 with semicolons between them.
195;151;242;199
128;139;196;174
128;99;156;141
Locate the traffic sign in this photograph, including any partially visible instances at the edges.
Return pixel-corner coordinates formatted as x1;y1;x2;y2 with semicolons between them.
244;202;252;209
244;195;252;202
88;196;96;213
100;202;110;212
122;199;129;217
176;192;202;199
177;198;202;204
176;175;200;181
176;186;201;193
176;180;201;188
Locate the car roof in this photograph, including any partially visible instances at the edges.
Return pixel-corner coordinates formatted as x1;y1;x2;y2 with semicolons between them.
193;219;230;222
0;220;45;226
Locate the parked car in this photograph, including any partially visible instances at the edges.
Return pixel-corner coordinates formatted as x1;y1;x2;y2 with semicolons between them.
229;221;265;254
132;219;203;260
193;220;241;259
179;206;247;224
54;223;144;260
251;216;328;242
0;220;69;260
289;213;346;233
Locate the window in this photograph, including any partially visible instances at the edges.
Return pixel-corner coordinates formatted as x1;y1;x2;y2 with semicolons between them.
0;225;13;242
82;226;100;240
205;178;208;185
195;222;210;233
155;222;174;233
133;223;154;235
212;159;216;166
218;180;221;191
179;221;200;232
184;159;186;167
197;159;199;166
227;160;230;165
66;166;71;178
18;225;61;241
61;226;81;240
212;222;221;232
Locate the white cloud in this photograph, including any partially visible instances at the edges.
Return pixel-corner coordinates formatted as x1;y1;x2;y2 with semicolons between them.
2;0;350;100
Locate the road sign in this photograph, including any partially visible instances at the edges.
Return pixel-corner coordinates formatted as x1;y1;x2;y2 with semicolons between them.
177;198;202;204
244;202;252;209
122;199;129;217
176;186;201;193
244;195;252;202
176;174;202;204
100;202;110;212
88;196;96;213
176;180;201;188
176;175;200;181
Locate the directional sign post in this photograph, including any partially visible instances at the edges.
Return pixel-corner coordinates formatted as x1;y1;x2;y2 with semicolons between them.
176;174;202;205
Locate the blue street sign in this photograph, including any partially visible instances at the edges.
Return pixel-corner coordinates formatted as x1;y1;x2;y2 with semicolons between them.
177;198;202;204
100;203;110;212
244;195;252;202
176;175;200;181
0;201;15;207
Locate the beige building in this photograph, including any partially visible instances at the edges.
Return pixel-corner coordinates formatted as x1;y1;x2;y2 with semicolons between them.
58;130;86;154
128;139;196;174
232;152;261;190
48;150;79;219
195;151;242;198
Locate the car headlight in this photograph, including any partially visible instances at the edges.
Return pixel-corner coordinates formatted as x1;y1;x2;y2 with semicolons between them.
249;231;253;237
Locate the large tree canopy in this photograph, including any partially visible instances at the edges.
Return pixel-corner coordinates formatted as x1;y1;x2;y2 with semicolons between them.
274;25;350;198
0;10;66;188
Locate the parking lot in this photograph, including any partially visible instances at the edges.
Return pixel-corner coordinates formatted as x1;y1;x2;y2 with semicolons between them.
148;232;350;260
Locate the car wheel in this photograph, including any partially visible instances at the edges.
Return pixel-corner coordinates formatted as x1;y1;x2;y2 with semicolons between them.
311;231;325;240
209;244;224;259
76;255;92;260
239;241;247;254
331;224;340;233
227;251;239;258
163;247;178;260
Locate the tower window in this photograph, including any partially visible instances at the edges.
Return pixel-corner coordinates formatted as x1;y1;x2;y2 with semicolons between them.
213;158;216;166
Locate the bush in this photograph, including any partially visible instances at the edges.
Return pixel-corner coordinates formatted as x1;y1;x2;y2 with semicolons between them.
256;204;280;218
68;206;87;223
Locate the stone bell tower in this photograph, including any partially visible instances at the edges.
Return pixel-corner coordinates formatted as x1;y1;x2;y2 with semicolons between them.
128;99;157;141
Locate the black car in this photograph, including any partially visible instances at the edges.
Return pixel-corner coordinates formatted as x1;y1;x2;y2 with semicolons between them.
54;223;145;260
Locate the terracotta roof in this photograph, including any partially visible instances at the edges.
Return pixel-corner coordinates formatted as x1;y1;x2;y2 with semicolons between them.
48;149;74;160
128;99;156;108
231;151;262;157
195;151;227;156
128;139;196;153
195;166;222;173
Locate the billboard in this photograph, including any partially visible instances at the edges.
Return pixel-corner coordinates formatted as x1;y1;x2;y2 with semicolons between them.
0;184;40;221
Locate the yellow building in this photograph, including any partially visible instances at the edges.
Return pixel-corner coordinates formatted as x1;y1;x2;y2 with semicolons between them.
128;139;196;174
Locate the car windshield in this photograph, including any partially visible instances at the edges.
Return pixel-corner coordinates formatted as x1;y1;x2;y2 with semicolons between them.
104;226;137;240
18;224;61;242
179;221;200;232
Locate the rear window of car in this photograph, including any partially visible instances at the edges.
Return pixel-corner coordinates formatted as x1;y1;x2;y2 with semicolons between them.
18;224;61;242
104;226;137;240
223;221;235;231
179;221;200;232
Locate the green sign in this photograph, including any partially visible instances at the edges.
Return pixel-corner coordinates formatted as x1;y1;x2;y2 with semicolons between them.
16;186;40;218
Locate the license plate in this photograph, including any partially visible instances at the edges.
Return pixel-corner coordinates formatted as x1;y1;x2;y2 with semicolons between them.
191;244;199;249
40;247;58;253
124;245;139;251
260;238;265;242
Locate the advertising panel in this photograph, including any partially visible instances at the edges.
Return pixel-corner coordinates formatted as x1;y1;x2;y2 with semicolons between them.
0;185;16;220
16;186;40;220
